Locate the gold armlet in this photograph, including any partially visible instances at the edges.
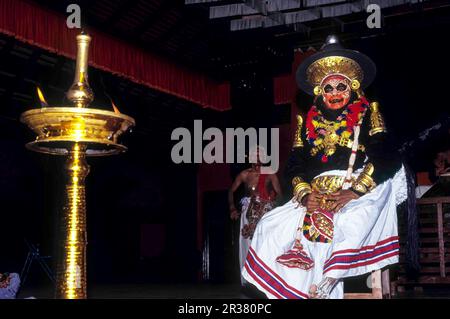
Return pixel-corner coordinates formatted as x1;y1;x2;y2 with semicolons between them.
293;114;304;148
369;102;387;136
352;163;376;194
292;177;311;201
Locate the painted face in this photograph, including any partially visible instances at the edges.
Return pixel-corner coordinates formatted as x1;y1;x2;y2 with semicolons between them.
321;75;351;110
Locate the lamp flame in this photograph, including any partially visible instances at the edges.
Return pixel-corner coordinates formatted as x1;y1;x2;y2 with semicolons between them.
37;87;49;107
110;99;121;114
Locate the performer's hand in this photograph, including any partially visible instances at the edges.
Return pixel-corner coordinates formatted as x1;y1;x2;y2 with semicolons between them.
302;191;322;212
230;207;240;220
328;189;359;212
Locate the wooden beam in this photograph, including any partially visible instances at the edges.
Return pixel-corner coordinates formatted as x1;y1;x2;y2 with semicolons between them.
417;197;450;205
437;202;446;278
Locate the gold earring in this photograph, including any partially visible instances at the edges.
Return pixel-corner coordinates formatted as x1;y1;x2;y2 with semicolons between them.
351;79;360;91
313;86;322;96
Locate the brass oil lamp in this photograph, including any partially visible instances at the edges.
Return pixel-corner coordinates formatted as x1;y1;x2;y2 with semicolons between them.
20;33;135;299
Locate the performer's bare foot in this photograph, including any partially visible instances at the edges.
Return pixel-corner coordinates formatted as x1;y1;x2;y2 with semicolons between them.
308;284;318;298
310;277;338;299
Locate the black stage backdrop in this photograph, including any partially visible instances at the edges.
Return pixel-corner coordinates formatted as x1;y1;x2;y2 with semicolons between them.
0;9;449;291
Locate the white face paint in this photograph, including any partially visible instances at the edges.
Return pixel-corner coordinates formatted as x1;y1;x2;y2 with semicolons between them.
321;75;351;110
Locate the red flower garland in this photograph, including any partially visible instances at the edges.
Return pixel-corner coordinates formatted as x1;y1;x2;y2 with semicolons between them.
345;97;368;131
306;97;368;141
306;107;319;139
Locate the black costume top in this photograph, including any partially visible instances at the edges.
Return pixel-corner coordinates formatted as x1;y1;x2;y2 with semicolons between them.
284;95;402;195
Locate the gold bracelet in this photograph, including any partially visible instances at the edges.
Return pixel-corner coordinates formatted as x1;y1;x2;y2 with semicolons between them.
292;176;312;203
292;176;302;186
293;115;304;148
297;188;312;203
353;163;376;194
294;182;310;194
369;102;387;136
293;188;312;205
352;182;368;194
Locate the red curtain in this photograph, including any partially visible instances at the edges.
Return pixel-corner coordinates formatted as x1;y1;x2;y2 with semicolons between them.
0;0;231;111
273;48;316;105
273;49;317;149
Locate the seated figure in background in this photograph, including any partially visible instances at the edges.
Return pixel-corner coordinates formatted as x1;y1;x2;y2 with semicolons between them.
433;150;450;178
228;146;282;285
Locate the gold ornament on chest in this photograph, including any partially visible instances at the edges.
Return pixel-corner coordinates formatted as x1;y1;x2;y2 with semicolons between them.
323;131;339;156
310;128;365;157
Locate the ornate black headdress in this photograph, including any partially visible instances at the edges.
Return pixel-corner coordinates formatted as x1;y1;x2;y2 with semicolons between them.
296;35;377;95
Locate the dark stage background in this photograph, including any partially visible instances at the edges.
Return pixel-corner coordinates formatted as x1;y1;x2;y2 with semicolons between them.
0;0;449;293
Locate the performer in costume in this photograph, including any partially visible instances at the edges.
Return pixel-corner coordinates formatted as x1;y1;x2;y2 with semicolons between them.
229;146;282;285
241;35;408;299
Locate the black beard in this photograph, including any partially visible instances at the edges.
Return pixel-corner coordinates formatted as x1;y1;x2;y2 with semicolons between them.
314;92;358;120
